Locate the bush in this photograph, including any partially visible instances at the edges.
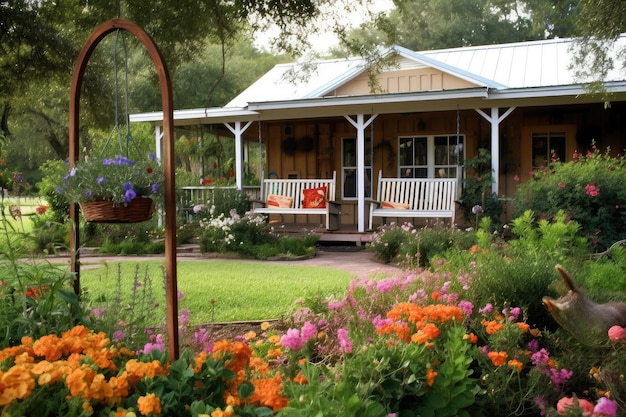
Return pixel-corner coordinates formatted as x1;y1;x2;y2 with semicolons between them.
513;145;626;251
199;210;319;259
459;148;504;227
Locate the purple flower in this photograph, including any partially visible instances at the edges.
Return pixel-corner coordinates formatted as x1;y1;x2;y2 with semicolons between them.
85;190;92;197
458;300;474;316
151;183;159;193
124;189;137;202
531;348;550;367
527;339;539;352
594;397;618;417
96;176;105;184
149;152;157;160
123;182;134;191
112;330;125;342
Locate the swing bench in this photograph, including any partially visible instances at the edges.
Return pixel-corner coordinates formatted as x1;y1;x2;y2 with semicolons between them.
251;172;341;231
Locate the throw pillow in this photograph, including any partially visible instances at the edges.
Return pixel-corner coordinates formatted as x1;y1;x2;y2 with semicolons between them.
302;186;327;208
381;201;410;210
267;194;293;208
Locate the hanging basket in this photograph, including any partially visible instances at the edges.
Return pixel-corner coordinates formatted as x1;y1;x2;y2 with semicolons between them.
80;197;155;223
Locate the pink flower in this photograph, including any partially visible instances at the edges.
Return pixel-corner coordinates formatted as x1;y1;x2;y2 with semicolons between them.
585;183;599;197
557;397;594;416
513;174;520;182
529;170;535;177
280;328;304;350
558;182;566;188
593;397;617;416
608;325;626;341
338;328;353;354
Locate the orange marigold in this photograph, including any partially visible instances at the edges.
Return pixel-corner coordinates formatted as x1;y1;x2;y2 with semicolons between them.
487;351;508;367
248;373;289;412
516;322;530;332
508;359;524;372
481;319;504;335
463;333;478;344
426;368;438;387
137;393;162;415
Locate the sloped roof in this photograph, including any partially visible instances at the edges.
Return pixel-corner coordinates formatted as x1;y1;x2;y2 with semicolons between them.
226;35;626;108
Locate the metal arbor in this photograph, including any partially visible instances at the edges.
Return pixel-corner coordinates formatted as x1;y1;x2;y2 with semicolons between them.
68;18;179;360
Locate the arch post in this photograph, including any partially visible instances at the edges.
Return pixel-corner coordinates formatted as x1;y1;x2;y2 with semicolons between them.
69;18;179;360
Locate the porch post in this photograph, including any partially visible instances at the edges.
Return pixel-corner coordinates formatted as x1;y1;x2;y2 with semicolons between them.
155;126;164;227
224;121;253;189
345;114;378;233
475;107;516;195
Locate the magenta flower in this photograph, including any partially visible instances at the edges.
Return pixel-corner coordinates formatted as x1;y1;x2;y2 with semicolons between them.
585;183;599;197
281;328;305;350
594;397;618;416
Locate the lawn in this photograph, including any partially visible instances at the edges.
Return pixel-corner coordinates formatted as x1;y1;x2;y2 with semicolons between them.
79;259;355;325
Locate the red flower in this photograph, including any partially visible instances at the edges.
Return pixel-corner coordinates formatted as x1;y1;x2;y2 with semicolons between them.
35;205;49;214
146;167;153;174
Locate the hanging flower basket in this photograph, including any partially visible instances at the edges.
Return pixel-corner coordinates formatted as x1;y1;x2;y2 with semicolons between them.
80;197;155;223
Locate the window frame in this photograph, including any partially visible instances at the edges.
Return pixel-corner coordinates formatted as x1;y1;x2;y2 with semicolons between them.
397;134;465;179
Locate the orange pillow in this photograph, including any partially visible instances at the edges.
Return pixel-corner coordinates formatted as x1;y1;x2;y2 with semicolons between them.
381;201;410;209
267;194;293;208
302;186;327;208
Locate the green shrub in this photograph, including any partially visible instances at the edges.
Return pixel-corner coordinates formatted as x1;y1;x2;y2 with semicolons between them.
513;145;626;250
459;148;504;227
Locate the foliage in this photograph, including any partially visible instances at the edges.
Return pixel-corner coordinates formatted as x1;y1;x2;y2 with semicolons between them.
0;197;87;347
36;159;70;221
368;222;463;267
54;153;164;205
198;209;319;260
0;326;281;417
460;148;503;227
512;145;626;251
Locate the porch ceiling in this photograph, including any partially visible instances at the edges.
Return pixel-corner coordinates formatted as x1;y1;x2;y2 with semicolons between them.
130;82;626;128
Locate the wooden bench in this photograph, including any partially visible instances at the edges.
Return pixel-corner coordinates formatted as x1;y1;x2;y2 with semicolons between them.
369;170;457;230
251;172;340;231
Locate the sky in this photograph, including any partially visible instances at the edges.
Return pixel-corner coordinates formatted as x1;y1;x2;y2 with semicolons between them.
254;0;395;54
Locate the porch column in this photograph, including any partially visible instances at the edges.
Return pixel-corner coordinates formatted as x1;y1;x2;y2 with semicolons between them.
475;107;515;195
224;121;253;189
155;126;164;227
345;114;378;233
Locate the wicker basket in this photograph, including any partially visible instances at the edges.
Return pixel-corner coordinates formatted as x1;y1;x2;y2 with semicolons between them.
80;197;155;223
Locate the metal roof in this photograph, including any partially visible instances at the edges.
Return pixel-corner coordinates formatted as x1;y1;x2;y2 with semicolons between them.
130;34;626;125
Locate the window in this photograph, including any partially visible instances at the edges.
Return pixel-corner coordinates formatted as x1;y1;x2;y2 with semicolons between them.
342;137;372;199
399;135;464;179
521;125;576;182
531;132;566;169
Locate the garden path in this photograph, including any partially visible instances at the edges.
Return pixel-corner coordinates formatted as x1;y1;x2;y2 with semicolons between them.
55;245;401;279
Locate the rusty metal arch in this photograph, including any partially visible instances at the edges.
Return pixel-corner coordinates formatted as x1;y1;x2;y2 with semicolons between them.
68;18;179;360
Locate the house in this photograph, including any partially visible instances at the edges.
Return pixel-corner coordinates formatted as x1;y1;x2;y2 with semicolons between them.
130;34;626;236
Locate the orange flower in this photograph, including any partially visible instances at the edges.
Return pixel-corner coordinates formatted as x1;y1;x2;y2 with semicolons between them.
244;331;257;341
470;244;479;254
431;291;441;300
508;359;523;372
261;322;271;331
488;351;508;367
137;393;162;416
463;332;478;344
411;323;440;344
211;405;235;417
293;371;308;384
426;368;438;386
248;373;288;411
516;322;530;332
481;319;504;335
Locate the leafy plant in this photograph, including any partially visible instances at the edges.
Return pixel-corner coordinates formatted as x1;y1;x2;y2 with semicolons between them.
513;145;626;250
54;153;164;205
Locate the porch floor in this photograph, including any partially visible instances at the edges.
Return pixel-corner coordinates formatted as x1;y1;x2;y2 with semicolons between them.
269;222;373;247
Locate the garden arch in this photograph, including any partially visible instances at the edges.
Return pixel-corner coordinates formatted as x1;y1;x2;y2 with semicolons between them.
68;18;179;360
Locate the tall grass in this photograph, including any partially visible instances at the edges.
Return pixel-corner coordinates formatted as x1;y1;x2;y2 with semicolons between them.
79;260;354;324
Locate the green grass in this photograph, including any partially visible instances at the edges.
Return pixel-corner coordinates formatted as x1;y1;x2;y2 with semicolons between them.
79;260;355;325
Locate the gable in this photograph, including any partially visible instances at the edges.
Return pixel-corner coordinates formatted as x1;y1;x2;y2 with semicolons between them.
328;55;478;96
